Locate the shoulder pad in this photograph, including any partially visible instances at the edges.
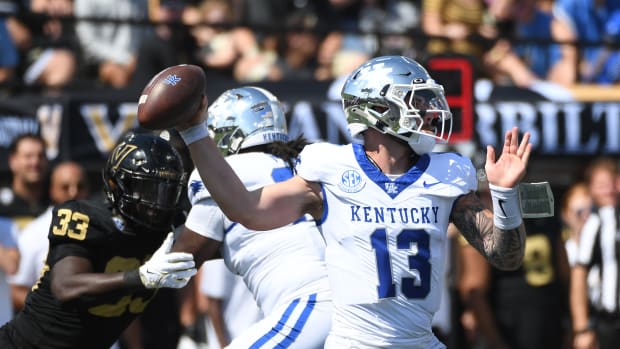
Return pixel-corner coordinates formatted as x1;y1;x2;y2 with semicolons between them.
426;152;478;193
187;169;210;206
297;142;349;182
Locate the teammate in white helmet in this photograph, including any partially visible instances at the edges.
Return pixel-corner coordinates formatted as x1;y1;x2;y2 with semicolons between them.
172;86;332;348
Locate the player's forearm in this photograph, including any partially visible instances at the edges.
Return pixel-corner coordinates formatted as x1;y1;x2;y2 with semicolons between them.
452;193;525;270
50;256;144;302
461;211;525;270
52;271;142;302
482;182;526;269
184;128;264;226
181;124;290;230
487;222;526;270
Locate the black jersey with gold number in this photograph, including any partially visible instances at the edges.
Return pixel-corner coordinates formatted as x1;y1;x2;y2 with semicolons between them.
9;199;168;349
489;218;568;349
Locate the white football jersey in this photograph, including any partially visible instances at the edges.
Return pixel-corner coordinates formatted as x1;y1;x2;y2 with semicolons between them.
185;152;332;315
297;142;477;347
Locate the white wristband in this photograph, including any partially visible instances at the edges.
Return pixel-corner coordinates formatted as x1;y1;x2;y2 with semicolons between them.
489;183;522;230
179;123;209;145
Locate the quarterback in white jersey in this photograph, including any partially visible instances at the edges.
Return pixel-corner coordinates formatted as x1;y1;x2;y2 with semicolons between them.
173;87;332;348
176;56;532;348
296;142;476;346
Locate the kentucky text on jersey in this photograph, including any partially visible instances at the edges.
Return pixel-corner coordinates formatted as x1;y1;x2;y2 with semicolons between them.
350;205;440;224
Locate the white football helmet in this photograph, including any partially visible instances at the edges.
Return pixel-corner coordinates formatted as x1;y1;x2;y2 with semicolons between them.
341;55;452;155
207;86;289;156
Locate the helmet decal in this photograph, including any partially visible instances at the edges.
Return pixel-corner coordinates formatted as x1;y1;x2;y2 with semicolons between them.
109;144;137;171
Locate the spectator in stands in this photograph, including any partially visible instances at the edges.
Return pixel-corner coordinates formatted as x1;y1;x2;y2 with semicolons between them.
561;182;602;336
4;1;31;55
562;182;593;267
377;0;422;58
74;0;151;88
0;217;19;326
314;0;385;81
571;157;620;349
199;259;263;348
130;0;197;89
259;7;325;81
421;0;492;62
422;0;545;88
0;133;49;231
8;161;90;312
16;0;78;91
0;16;19;86
187;0;267;82
487;0;565;86
552;0;620;85
2;1;26;89
236;0;288;33
458;182;570;349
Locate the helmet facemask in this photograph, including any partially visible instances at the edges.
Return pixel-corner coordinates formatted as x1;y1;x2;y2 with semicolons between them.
341;55;453;155
103;133;186;233
384;82;452;154
113;169;184;232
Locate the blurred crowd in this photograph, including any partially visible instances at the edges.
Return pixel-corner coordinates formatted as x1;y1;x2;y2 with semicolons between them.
0;0;618;95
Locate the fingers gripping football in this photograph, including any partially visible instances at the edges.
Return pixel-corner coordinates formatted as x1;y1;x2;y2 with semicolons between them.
139;232;197;289
138;64;207;130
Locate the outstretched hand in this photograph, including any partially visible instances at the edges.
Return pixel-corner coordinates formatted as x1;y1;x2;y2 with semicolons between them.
485;127;532;188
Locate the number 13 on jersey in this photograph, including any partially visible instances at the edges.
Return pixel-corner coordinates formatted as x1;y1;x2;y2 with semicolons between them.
371;228;431;299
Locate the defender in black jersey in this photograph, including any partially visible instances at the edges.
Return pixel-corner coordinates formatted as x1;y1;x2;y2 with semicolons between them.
0;132;197;349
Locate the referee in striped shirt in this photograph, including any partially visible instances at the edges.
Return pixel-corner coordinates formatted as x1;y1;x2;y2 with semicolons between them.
571;157;620;349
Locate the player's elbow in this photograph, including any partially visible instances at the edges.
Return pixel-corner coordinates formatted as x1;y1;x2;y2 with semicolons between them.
224;204;271;230
51;278;82;303
50;273;85;303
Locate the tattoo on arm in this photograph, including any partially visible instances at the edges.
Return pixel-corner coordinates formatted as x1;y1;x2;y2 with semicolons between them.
450;192;525;270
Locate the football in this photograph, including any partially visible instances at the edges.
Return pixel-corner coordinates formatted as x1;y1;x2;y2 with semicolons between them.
137;64;207;130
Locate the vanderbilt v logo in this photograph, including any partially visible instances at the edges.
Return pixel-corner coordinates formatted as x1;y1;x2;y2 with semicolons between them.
80;103;139;155
110;144;137;171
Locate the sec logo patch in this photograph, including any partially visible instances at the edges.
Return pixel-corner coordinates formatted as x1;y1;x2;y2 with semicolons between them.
338;170;365;193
